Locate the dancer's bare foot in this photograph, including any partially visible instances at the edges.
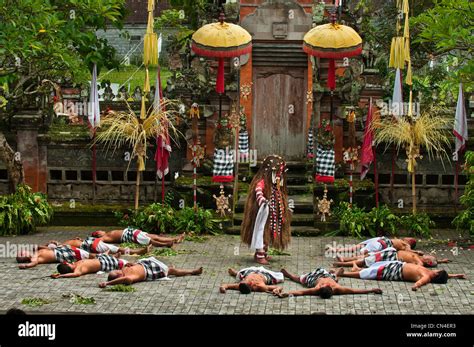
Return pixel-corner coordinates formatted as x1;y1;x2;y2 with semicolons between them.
351;262;361;272
176;232;186;243
192;267;203;275
333;267;344;277
228;268;237;277
146;244;153;253
336;255;344;262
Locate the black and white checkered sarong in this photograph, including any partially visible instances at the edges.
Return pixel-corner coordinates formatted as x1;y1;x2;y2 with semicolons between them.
80;237;95;252
239;130;249;155
316;145;335;178
379;261;404;281
54;246;78;263
213;148;234;177
121;227;136;243
98;254;120;272
303;268;336;288
137;258;167;281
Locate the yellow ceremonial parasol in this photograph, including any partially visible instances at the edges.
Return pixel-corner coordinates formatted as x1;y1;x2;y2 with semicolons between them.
303;13;362;121
192;13;252;109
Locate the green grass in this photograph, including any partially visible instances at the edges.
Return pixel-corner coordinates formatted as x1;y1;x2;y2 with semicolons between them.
267;248;291;256
99;65;172;92
105;285;136;292
21;298;51;307
63;293;96;305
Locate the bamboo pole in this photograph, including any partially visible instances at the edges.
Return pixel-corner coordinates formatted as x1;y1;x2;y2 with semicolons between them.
411;168;416;214
135;166;141;210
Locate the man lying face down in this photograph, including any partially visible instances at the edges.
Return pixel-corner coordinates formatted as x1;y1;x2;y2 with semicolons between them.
16;245;94;269
338;260;466;291
52;254;128;279
274;267;382;298
91;228;185;248
333;247;450;268
98;257;203;287
219;267;284;294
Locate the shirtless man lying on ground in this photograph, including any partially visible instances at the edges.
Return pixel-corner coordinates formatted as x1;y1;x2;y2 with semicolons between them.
51;254;129;279
219;267;284;294
274;267;382;298
91;228;185;248
327;236;420;255
338;260;466;291
333;247;449;268
16;246;94;269
41;237;150;255
98;257;202;287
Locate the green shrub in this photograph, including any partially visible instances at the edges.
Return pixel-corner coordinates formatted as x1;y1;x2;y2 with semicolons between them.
116;203;219;235
453;151;474;235
399;213;435;238
367;205;400;236
0;184;53;236
333;202;369;238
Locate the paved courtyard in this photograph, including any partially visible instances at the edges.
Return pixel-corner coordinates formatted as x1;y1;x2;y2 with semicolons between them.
0;227;472;315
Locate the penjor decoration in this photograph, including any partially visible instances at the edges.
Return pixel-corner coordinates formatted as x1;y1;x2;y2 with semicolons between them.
241;155;291;265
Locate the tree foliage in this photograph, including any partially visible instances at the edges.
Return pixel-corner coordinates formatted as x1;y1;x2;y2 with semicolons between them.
0;0;126;108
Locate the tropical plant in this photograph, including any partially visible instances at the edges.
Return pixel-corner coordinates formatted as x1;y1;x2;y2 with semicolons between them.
372;106;451;214
116;203;219;235
333;202;369;238
453;151;474;235
175;206;220;235
95;100;179;209
367;205;400;236
0;184;53;236
399;213;435;238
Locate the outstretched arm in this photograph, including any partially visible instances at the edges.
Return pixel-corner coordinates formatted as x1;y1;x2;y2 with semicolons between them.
219;283;239;293
19;260;39;269
411;275;431;291
277;288;319;298
437;258;450;264
335;287;383;295
51;271;82;279
448;273;466;279
99;276;134;288
261;285;283;294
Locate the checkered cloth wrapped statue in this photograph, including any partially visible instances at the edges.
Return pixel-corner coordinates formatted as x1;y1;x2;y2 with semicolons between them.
212;148;234;183
316;145;335;183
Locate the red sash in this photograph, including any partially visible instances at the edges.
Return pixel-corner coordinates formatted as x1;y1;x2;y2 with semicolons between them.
376;265;385;280
375;252;382;262
71;246;83;260
132;229;141;243
91;238;102;253
378;239;387;249
118;260;124;269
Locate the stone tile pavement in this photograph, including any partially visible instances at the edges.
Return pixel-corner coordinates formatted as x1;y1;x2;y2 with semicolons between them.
0;227;472;315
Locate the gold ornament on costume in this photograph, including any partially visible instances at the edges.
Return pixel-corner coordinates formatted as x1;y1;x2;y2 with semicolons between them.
240;83;252;100
213;185;232;217
190;103;200;119
317;186;333;222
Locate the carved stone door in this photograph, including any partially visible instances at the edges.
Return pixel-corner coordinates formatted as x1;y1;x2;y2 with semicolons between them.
253;66;307;160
